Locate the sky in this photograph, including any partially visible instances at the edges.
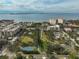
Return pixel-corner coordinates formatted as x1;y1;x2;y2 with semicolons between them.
0;0;79;13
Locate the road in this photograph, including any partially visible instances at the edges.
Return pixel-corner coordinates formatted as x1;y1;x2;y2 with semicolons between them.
63;31;79;47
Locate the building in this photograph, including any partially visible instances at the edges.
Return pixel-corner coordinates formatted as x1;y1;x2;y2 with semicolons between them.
49;18;64;25
57;55;68;59
57;18;64;24
32;54;48;59
47;25;60;31
0;20;14;26
0;22;21;40
64;28;72;32
49;19;56;25
53;32;61;39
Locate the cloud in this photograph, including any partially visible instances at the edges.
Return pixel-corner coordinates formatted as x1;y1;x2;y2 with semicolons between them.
0;0;79;13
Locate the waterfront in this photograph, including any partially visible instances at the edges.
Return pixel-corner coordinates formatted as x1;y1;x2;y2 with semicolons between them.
0;13;79;22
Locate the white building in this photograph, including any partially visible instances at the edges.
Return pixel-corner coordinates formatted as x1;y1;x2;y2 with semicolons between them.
49;19;56;25
64;28;72;32
57;18;64;24
49;18;64;25
42;56;47;59
47;25;60;31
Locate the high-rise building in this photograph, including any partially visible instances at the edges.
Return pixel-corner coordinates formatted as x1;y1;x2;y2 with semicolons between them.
57;18;64;24
49;19;56;25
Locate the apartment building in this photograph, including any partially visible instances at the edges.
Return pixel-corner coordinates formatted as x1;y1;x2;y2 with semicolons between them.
49;19;56;25
0;20;21;40
57;18;64;24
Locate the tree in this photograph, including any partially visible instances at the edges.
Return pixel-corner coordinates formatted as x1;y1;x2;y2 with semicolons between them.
68;52;78;59
16;54;26;59
0;55;8;59
47;54;58;59
29;55;33;59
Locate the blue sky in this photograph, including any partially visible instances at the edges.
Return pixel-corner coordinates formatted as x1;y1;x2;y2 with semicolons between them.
0;0;79;13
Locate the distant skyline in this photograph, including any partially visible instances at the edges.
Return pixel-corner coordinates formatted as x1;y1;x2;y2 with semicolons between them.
0;0;79;13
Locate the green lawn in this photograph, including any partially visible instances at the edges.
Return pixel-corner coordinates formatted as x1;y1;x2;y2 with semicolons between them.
21;36;33;44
